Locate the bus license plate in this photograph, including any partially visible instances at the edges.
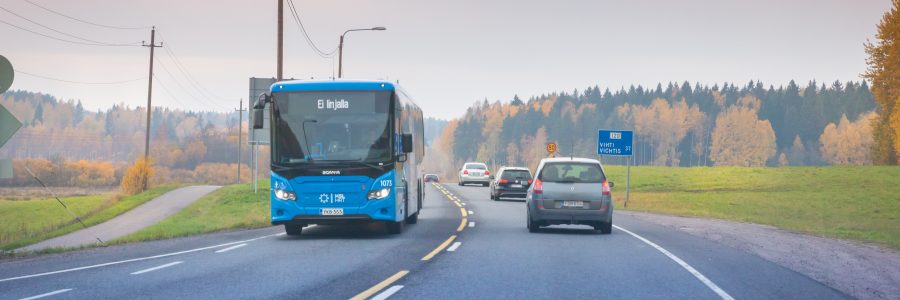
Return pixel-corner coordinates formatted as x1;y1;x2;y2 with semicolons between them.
321;208;344;216
563;200;583;208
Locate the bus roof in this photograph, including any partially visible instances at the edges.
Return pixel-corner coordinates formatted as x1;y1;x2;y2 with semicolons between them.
270;79;396;93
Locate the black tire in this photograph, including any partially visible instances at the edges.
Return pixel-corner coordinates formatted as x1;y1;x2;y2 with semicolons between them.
406;212;419;224
596;220;612;234
284;222;303;236
458;181;463;186
387;220;404;234
527;210;539;233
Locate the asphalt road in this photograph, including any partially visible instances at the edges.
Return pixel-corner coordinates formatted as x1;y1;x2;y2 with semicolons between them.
0;183;848;299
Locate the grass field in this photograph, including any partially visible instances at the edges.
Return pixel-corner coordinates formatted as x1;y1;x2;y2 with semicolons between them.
114;180;270;244
603;166;900;250
0;185;180;251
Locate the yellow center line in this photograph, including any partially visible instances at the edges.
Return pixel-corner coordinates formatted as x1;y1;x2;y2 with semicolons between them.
460;208;468;218
457;218;467;232
349;270;410;300
421;235;457;261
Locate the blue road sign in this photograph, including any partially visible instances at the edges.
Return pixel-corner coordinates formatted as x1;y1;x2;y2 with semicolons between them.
597;130;633;156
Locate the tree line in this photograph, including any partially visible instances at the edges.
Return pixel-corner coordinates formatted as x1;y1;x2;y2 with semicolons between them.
426;79;877;177
0;90;265;187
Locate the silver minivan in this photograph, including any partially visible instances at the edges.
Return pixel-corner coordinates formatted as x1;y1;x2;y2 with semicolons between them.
526;157;614;234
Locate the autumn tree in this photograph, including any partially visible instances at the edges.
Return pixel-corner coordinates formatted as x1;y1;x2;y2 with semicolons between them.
709;96;777;166
819;112;877;165
120;158;155;195
864;0;900;164
618;98;706;166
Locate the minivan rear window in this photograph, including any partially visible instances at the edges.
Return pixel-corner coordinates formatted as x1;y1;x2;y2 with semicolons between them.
465;164;487;170
539;163;605;183
501;170;532;180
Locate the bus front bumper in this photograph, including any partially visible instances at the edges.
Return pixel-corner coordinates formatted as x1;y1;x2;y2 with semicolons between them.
270;197;399;225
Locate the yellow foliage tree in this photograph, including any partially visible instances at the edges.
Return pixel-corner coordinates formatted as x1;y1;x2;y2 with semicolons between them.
864;0;900;164
709;96;777;166
618;98;706;166
120;158;155;195
819;112;877;165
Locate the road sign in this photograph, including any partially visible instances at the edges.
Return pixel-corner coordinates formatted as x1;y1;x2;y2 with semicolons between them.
0;55;12;94
597;130;633;156
0;104;22;149
546;142;557;154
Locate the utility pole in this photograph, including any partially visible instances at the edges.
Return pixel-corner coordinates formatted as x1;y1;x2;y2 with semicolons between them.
142;26;162;190
277;0;283;81
236;99;246;184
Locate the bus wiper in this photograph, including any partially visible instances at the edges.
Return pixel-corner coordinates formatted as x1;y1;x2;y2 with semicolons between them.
301;119;318;161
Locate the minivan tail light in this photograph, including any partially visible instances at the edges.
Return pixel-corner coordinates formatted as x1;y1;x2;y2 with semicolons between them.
463;170;468;175
533;179;543;194
485;170;490;175
602;181;611;196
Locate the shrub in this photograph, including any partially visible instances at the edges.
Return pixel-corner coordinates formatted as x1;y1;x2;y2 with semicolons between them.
120;158;155;195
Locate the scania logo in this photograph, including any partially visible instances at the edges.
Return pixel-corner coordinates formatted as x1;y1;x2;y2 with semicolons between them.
322;170;341;175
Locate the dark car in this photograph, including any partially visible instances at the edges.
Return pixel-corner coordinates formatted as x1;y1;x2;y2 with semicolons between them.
424;174;440;183
489;167;533;200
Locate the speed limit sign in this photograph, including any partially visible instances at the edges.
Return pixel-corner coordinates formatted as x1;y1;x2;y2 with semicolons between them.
546;142;557;154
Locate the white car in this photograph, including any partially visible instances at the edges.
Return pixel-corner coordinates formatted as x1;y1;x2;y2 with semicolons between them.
458;162;490;186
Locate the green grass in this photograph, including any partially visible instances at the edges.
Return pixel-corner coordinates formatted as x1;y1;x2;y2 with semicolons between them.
603;166;900;250
0;185;180;251
114;180;270;244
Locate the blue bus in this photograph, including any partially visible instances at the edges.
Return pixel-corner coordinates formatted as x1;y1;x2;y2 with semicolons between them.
252;80;425;235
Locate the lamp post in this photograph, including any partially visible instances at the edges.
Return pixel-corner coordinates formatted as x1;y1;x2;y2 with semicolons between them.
338;27;386;78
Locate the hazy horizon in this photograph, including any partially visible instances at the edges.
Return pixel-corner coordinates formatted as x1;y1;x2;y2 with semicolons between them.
0;0;892;119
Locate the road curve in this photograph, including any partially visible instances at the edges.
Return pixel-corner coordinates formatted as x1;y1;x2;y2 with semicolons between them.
0;183;849;299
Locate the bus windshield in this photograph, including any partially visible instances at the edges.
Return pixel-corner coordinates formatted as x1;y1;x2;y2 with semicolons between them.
272;90;392;165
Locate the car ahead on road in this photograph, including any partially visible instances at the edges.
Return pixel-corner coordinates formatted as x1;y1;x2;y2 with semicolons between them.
424;174;440;183
526;157;614;234
489;167;533;200
458;162;490;186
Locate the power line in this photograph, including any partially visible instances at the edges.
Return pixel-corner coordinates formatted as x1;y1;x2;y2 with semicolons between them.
0;19;140;47
0;6;141;46
285;0;338;58
15;69;146;85
22;0;150;30
155;31;223;100
154;56;228;110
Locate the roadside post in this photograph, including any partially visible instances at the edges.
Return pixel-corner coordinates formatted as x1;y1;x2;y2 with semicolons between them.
597;130;633;207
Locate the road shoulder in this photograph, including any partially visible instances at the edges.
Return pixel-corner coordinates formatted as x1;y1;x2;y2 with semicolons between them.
618;210;900;299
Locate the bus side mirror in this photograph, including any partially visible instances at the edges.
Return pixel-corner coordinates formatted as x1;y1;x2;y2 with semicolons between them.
253;108;265;129
401;134;413;153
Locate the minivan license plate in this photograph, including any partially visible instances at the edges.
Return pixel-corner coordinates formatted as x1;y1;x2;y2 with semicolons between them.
563;200;583;208
321;208;344;216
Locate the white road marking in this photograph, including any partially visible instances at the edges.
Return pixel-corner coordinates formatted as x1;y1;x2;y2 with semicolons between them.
130;261;183;275
371;285;404;300
468;210;474;215
215;243;247;253
0;232;285;282
614;225;735;300
447;242;462;252
18;289;73;300
462;203;466;206
468;221;476;228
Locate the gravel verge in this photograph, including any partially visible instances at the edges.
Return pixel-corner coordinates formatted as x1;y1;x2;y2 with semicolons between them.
618;210;900;300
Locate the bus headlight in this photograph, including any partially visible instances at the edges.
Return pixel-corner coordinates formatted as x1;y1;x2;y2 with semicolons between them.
367;188;390;200
274;189;297;201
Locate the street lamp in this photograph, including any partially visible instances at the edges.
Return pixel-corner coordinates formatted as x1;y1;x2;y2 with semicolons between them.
338;27;386;78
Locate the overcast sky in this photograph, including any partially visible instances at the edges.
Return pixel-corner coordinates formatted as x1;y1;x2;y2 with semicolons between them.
0;0;892;119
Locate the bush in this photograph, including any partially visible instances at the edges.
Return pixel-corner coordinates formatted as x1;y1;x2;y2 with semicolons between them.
120;159;155;195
